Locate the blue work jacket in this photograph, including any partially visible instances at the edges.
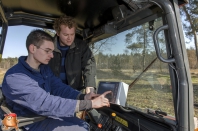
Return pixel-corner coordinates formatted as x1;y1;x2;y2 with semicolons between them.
2;56;81;117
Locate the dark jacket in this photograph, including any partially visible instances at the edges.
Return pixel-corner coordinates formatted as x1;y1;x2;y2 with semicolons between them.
2;56;80;118
48;36;96;90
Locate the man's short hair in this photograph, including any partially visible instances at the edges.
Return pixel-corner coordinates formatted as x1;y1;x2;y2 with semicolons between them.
53;15;78;33
26;29;53;52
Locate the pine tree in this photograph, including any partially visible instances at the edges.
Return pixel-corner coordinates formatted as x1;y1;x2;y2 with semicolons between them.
180;0;198;64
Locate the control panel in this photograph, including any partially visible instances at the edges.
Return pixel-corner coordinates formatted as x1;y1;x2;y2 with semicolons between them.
87;108;130;131
89;114;122;131
87;104;176;131
97;81;128;106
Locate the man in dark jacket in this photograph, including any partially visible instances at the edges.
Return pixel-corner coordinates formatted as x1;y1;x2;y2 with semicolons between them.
2;29;110;131
48;15;96;94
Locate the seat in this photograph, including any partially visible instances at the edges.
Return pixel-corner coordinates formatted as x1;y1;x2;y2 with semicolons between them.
0;87;46;131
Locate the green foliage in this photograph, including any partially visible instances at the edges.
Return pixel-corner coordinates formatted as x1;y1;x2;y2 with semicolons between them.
0;57;18;69
110;56;122;76
187;48;197;68
124;19;165;54
92;37;117;55
180;0;198;39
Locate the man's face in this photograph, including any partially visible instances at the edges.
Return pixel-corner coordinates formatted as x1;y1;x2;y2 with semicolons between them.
57;25;75;46
34;40;54;65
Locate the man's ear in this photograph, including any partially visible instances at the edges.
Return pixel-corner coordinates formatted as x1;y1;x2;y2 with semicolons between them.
56;31;60;36
29;44;35;53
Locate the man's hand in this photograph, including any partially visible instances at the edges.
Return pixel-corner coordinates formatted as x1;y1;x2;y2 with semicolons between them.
84;92;100;100
85;87;95;94
91;91;111;108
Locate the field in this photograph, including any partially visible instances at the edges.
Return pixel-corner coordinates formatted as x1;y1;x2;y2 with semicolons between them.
0;67;198;118
97;68;198;118
0;68;6;84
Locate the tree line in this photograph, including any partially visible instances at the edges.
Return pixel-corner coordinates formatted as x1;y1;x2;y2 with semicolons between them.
0;48;196;72
180;0;198;62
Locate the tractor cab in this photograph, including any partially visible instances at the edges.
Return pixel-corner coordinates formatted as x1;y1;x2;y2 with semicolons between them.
0;0;195;131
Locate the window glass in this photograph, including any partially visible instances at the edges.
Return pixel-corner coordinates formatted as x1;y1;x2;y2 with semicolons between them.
0;26;38;83
94;17;175;117
0;19;197;119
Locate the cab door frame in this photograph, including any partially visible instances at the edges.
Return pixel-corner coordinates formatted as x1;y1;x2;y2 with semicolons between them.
0;1;7;60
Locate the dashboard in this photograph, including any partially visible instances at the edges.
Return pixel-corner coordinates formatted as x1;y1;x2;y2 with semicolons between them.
89;81;176;131
87;103;176;131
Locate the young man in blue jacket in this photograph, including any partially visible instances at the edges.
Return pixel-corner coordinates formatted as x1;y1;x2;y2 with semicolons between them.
2;29;111;131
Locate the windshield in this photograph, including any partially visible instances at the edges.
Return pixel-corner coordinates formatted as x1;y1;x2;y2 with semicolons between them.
94;17;175;117
1;17;197;120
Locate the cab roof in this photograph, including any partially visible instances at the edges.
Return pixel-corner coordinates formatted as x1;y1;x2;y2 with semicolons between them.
0;0;188;42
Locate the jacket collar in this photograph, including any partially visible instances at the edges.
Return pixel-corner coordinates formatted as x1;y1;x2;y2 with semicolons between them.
18;56;44;73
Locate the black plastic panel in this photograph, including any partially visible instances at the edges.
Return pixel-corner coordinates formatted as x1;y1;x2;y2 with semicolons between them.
88;104;176;131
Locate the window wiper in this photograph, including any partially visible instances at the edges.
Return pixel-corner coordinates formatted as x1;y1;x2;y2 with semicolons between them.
129;57;157;89
147;108;167;118
146;108;177;129
147;108;176;121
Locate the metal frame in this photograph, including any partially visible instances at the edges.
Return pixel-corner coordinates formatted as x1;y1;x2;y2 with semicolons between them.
149;0;193;130
0;0;7;56
0;0;193;130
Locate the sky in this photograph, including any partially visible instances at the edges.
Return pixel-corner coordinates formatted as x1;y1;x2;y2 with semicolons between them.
2;25;195;58
2;25;129;58
2;26;39;58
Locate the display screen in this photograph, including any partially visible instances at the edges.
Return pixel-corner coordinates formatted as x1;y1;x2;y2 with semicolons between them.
97;82;119;103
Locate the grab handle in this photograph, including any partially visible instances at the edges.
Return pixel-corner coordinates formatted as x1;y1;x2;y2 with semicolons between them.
153;25;175;63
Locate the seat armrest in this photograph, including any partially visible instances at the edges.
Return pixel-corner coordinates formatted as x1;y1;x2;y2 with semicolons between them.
0;94;46;130
1;101;12;114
